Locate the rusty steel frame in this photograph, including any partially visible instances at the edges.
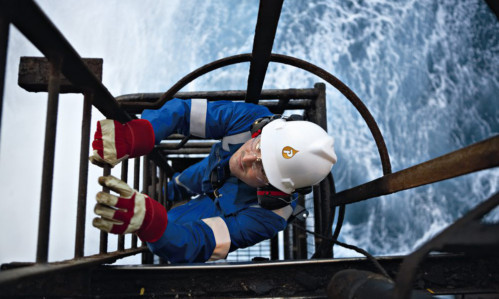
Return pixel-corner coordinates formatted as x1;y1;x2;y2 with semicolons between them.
0;0;174;284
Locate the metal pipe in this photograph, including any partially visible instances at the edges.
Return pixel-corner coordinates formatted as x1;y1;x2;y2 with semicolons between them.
116;89;318;103
36;56;62;263
74;92;93;258
333;136;499;206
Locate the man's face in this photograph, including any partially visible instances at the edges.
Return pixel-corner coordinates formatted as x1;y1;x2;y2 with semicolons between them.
229;136;269;188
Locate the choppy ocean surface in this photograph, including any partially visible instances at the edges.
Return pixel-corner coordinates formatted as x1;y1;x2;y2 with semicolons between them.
0;0;497;263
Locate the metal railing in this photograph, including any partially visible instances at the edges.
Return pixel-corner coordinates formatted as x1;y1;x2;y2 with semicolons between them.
0;0;334;287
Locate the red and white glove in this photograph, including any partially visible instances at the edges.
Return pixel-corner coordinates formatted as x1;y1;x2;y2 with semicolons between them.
92;175;168;242
89;119;155;167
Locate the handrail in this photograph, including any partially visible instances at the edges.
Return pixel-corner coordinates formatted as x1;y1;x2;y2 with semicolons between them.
333;136;499;206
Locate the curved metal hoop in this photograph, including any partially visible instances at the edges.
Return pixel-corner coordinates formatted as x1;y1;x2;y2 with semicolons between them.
121;53;391;175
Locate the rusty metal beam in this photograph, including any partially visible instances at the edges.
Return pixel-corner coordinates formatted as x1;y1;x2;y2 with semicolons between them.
245;0;283;103
0;247;147;290
333;136;499;206
18;56;103;93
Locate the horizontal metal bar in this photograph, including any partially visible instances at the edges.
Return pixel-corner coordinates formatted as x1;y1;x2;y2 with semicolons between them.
157;141;216;149
0;247;147;288
116;88;318;103
18;56;103;93
333;136;499;206
162;148;211;155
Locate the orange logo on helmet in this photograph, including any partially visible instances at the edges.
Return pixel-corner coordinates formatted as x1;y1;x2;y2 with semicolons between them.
282;146;299;159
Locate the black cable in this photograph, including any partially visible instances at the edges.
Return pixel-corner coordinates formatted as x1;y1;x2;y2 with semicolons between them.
293;223;393;281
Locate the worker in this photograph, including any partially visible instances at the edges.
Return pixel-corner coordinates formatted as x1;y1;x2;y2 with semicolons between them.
90;98;337;263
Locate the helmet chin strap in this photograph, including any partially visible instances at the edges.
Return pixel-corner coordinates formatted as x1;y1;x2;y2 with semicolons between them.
257;184;312;210
257;185;292;210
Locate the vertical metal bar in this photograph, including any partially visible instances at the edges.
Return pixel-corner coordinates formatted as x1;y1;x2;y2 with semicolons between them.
132;158;140;248
310;83;330;257
151;162;157;200
142;156;150;195
99;165;110;254
283;227;291;260
118;159;128;251
313;83;327;130
0;13;9;142
159;170;165;206
164;173;170;211
312;185;322;255
270;235;279;260
74;92;93;258
36;57;62;263
293;194;308;259
245;0;284;103
142;156;153;264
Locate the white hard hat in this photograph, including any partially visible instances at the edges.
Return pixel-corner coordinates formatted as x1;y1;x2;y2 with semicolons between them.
260;119;337;194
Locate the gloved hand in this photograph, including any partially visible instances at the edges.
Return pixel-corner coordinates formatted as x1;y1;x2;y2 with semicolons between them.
89;119;155;167
93;175;168;242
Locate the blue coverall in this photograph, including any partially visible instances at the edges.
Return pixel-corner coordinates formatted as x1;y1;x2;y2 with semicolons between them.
141;98;294;263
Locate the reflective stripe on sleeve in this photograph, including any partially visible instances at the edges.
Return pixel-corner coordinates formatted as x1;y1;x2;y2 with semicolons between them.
272;205;293;220
175;174;194;193
201;216;231;261
222;131;251;151
190;99;207;138
250;204;294;221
